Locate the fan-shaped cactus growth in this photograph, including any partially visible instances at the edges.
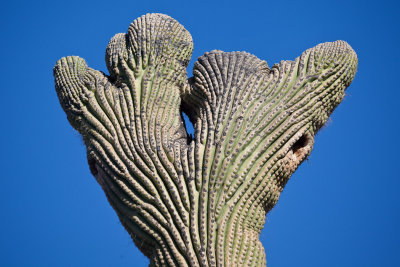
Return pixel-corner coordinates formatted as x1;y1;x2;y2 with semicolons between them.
54;13;357;266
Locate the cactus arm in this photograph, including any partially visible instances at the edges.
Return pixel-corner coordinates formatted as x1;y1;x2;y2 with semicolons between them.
55;14;198;266
182;42;357;265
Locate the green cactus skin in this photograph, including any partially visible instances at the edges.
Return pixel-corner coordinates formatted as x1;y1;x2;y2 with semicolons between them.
54;13;357;267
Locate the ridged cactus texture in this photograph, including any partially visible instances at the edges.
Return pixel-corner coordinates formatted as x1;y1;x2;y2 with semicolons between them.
54;13;357;266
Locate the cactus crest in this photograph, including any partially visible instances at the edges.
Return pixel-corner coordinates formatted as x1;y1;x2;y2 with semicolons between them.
54;13;357;267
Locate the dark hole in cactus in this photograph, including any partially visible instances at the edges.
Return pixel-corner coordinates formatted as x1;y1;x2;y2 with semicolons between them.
291;134;310;159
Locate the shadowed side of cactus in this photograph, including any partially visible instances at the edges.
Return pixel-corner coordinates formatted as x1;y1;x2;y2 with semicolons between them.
54;13;357;267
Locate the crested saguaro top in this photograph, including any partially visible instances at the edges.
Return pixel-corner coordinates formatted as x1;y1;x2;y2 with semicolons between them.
54;13;357;267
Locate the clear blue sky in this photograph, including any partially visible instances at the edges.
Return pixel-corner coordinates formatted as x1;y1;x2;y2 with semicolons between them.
1;0;399;266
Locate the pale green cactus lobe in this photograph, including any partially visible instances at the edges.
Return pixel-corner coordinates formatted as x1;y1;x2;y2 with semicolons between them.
54;13;357;266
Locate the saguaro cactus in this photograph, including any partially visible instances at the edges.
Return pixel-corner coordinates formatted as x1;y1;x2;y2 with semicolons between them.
54;13;357;266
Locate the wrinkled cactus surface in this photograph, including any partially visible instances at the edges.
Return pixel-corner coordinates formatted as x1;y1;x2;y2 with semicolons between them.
54;13;357;266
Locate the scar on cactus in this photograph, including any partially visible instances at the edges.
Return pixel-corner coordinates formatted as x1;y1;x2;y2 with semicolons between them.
54;13;357;266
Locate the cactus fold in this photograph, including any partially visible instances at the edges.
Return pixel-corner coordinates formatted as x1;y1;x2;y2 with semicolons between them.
54;13;357;267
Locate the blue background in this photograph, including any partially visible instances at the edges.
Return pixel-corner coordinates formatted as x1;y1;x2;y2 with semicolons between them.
1;0;399;266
